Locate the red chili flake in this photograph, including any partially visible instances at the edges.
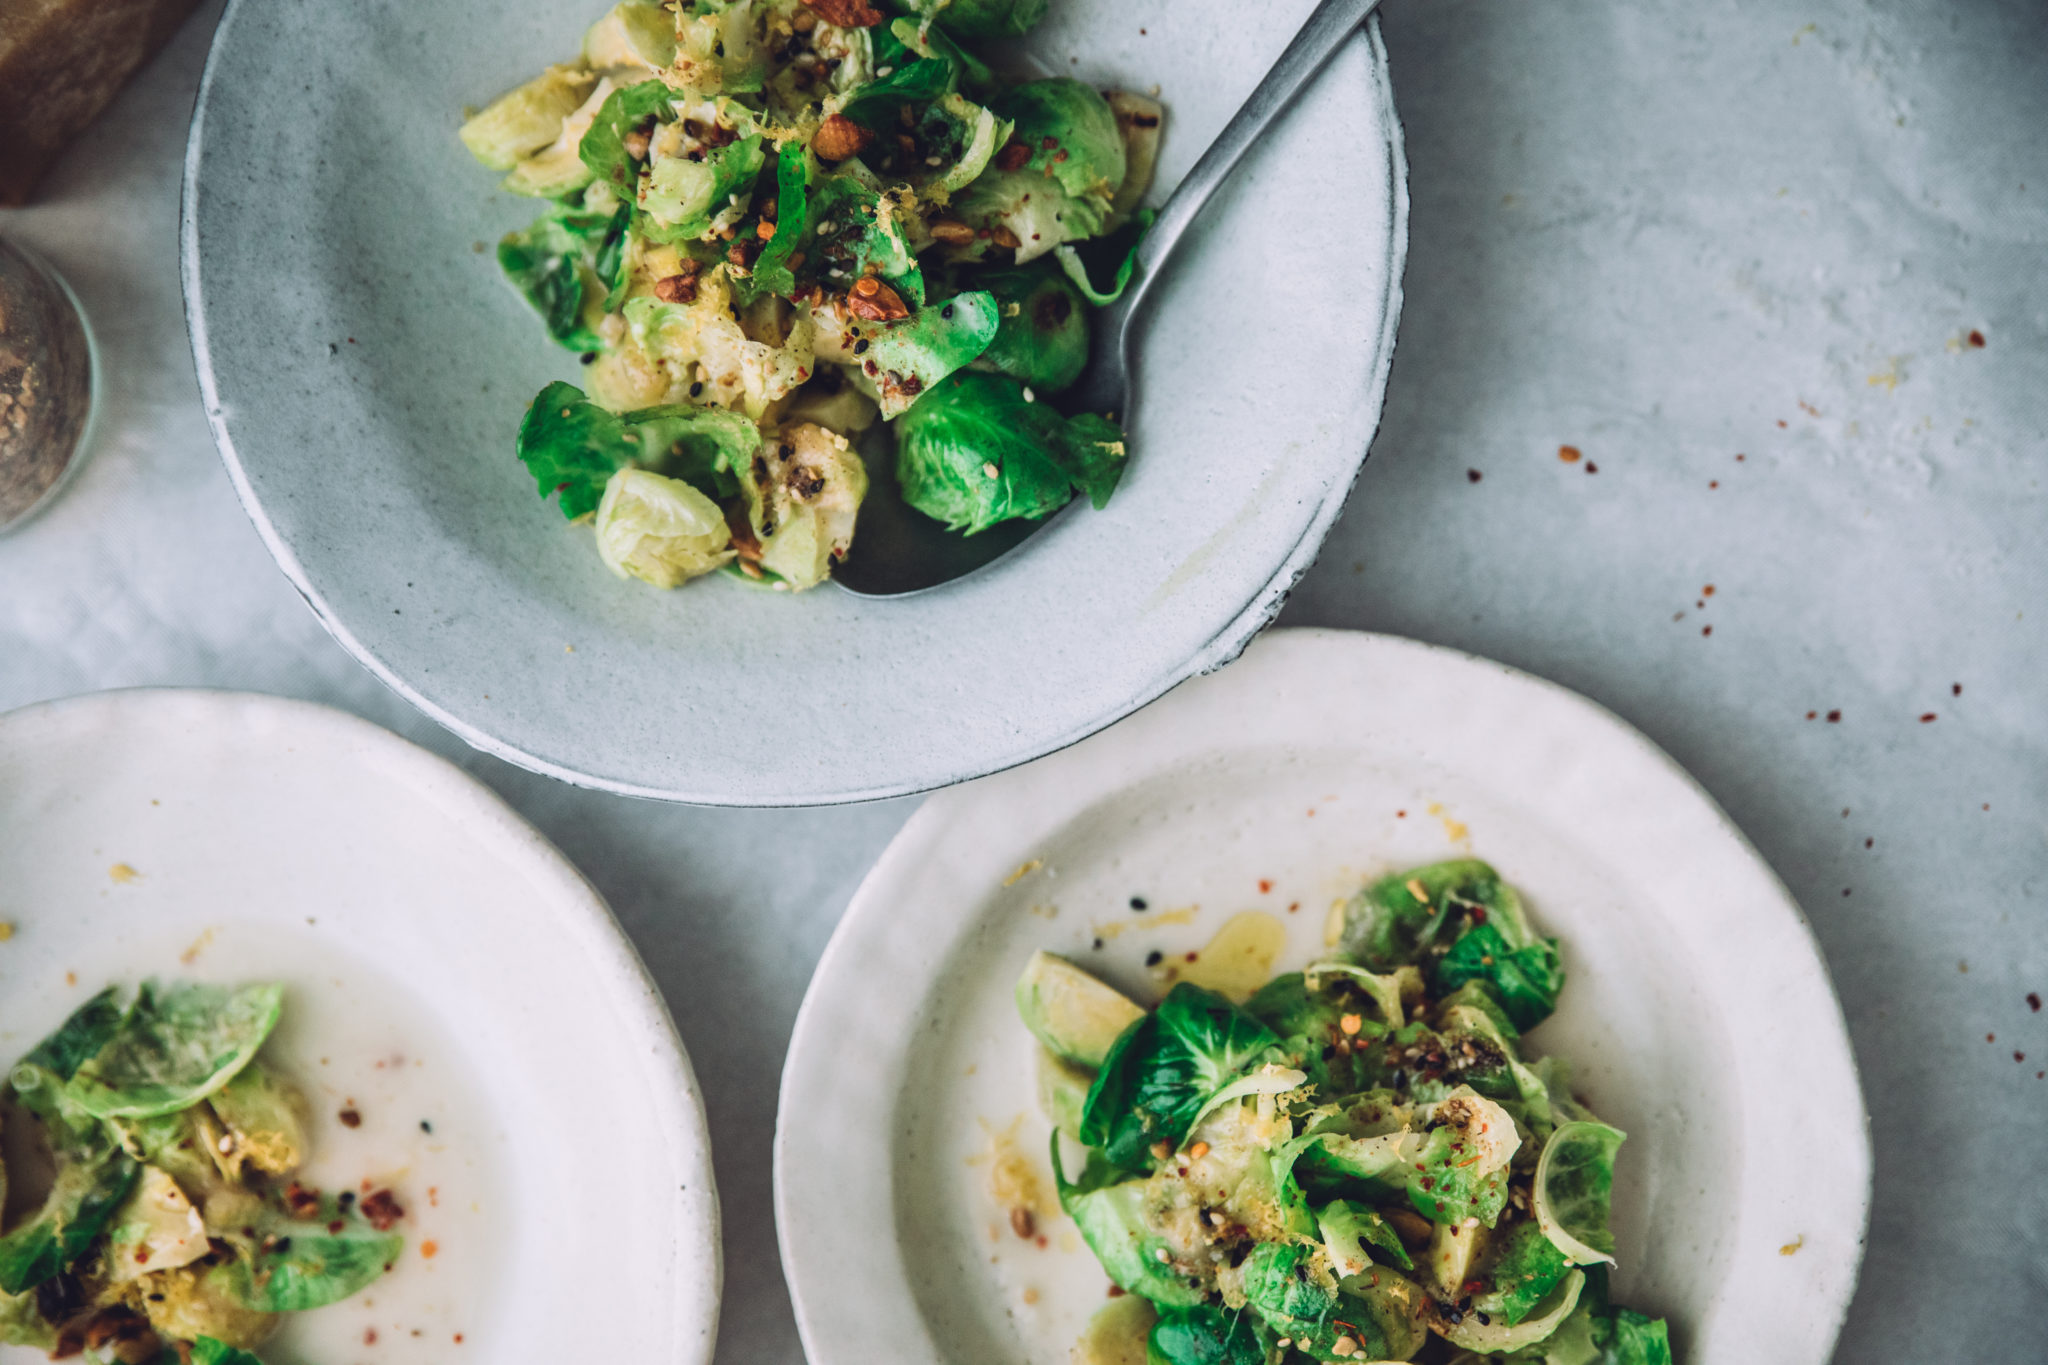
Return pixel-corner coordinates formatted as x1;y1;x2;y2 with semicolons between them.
1185;952;1199;963
283;1182;322;1219
1736;453;1747;461
338;1107;362;1128
1469;906;1488;926
1776;419;1787;428
360;1189;406;1231
1806;711;1817;720
1920;713;1937;723
454;1335;465;1345
1558;445;1581;463
1288;902;1300;913
1397;809;1407;818
328;1219;346;1234
1826;710;1842;723
1258;879;1273;894
1107;1284;1126;1298
1467;469;1483;482
2017;1052;2027;1063
1865;838;1873;848
1709;480;1719;489
1968;330;1986;348
1702;626;1712;637
1585;461;1599;473
995;141;1032;171
1987;1033;1996;1043
2028;993;2042;1012
1703;584;1716;596
1953;683;1963;696
365;1329;379;1346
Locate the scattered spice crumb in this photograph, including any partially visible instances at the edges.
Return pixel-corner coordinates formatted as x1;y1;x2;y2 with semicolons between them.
1467;469;1482;483
2028;993;2041;1012
454;1335;464;1345
1010;1206;1035;1239
1703;584;1716;596
1919;713;1937;723
65;971;76;986
420;1120;433;1134
1709;480;1719;489
108;863;141;883
1952;683;1962;696
360;1189;405;1231
1967;330;1985;348
1702;626;1712;637
1258;879;1273;894
1129;896;1147;911
1827;710;1842;723
1091;937;1104;950
1736;453;1746;461
2015;1052;2027;1064
338;1107;362;1128
1776;419;1787;428
0;922;13;942
1022;1286;1040;1305
1184;951;1199;963
1396;809;1406;818
420;1240;439;1259
364;1328;378;1345
429;1186;440;1207
1288;902;1300;913
1558;445;1581;463
1585;461;1599;473
1806;711;1817;720
1841;888;1851;896
1987;1033;1996;1043
1864;838;1873;849
1779;1236;1803;1256
1003;859;1043;887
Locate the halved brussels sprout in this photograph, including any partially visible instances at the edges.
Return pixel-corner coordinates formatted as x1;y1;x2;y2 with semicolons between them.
1014;950;1142;1068
1533;1121;1626;1266
742;422;868;589
1033;1045;1091;1142
459;66;598;171
595;468;737;588
106;1165;210;1283
207;1061;309;1177
1433;1267;1585;1354
133;1263;278;1351
1106;91;1164;222
502;76;618;198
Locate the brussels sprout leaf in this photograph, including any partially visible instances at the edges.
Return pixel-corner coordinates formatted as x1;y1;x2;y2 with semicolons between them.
578;79;675;191
214;1218;403;1313
0;1288;56;1350
1053;209;1151;306
0;1150;139;1294
639;134;767;245
742;150;816;301
65;981;282;1121
1077;983;1277;1170
1145;1303;1269;1365
995;79;1125;202
1534;1121;1626;1266
1406;1122;1511;1228
1473;1220;1573;1327
1318;1198;1415;1274
19;986;132;1081
904;0;1051;41
191;1338;269;1365
888;17;994;97
973;261;1087;392
1048;1134;1204;1306
840;55;955;128
893;372;1127;534
516;383;756;519
497;210;614;351
862;291;999;417
1436;923;1565;1032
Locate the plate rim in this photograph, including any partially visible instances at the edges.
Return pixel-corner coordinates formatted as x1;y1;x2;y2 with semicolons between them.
176;3;1410;808
0;686;725;1365
774;625;1872;1364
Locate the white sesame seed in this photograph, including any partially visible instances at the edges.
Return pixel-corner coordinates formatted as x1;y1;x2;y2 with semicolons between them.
876;65;894;77
925;155;943;166
1153;1248;1170;1263
982;462;1000;479
1022;386;1036;403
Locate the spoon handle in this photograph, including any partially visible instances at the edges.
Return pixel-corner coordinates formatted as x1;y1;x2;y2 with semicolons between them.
1127;0;1385;305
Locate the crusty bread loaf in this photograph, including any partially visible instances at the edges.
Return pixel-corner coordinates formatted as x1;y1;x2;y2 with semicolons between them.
0;0;205;205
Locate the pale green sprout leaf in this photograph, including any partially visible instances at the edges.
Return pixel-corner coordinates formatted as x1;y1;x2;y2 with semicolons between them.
1534;1121;1627;1266
1180;1064;1306;1143
459;66;597;170
595;469;736;589
67;981;283;1120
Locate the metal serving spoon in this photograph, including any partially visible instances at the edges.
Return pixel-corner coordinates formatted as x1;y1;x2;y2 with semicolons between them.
832;0;1387;597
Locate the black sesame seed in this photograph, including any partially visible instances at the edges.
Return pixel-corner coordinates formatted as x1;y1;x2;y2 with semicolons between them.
854;339;869;355
580;352;597;365
420;1120;433;1134
941;304;955;319
1145;950;1163;967
1092;937;1105;950
689;382;704;397
1130;896;1147;911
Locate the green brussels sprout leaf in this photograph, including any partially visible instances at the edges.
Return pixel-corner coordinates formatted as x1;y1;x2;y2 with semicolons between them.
1077;983;1278;1171
973;261;1088;392
1048;1134;1205;1306
905;0;1050;41
1054;209;1152;307
0;1149;140;1294
893;372;1126;534
516;382;757;520
577;79;676;192
995;78;1126;203
1534;1120;1627;1266
65;981;283;1121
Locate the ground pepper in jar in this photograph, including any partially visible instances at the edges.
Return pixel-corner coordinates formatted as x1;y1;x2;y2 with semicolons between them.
0;237;95;531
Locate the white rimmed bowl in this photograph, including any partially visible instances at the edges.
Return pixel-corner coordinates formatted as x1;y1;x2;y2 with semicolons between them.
0;690;720;1365
776;628;1868;1365
180;0;1406;804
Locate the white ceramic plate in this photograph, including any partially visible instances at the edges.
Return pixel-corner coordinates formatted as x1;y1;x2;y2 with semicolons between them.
179;0;1406;805
776;628;1869;1365
0;691;720;1365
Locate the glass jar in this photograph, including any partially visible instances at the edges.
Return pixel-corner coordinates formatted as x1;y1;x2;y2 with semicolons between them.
0;236;97;534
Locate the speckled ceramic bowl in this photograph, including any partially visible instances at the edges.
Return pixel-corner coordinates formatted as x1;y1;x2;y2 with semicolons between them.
181;0;1407;804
